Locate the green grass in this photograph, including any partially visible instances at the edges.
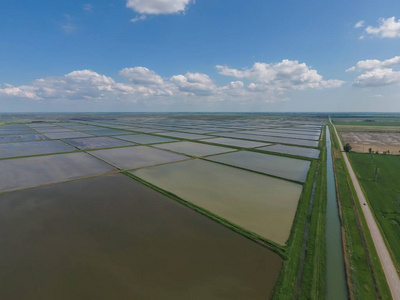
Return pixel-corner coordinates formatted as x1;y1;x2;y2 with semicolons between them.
272;129;325;299
299;133;326;300
333;121;400;127
329;124;392;299
348;152;400;274
272;160;318;299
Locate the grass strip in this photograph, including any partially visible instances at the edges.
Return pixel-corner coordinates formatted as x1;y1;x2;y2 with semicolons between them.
298;126;327;299
272;156;318;298
328;123;392;300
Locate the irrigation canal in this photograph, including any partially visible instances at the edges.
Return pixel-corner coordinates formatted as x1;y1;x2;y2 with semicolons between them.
325;126;348;299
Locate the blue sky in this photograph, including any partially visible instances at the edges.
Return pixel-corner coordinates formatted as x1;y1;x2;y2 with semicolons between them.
1;0;400;112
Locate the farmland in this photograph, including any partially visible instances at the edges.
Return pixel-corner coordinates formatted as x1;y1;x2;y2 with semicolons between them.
334;117;400;154
348;153;400;274
0;113;327;299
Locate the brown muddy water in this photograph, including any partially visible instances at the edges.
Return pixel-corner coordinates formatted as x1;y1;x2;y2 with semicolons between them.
0;174;282;299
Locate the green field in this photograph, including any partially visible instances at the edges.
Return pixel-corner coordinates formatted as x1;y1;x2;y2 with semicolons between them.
333;121;400;127
348;153;400;274
329;124;391;299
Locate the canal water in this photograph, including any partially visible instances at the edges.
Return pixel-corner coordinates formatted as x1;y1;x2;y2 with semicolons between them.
325;127;348;299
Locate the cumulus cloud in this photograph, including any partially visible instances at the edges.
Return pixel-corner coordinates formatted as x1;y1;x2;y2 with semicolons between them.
346;56;400;72
126;0;192;15
170;72;218;96
120;67;164;85
0;84;38;99
347;56;400;87
0;70;140;101
216;60;344;91
354;20;365;28
0;61;343;105
364;17;400;38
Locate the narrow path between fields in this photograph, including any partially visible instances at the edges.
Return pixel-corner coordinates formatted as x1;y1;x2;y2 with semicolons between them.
330;119;400;300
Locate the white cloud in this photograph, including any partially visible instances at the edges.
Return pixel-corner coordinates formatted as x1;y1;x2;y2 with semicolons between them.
120;67;164;85
0;62;343;105
217;60;344;91
353;69;400;87
354;20;365;28
229;81;244;89
364;17;400;38
0;70;140;101
346;56;400;72
0;84;38;99
126;0;192;15
130;15;147;22
348;56;400;87
170;72;218;96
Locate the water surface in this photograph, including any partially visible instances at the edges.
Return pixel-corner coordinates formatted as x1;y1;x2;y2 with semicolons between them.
0;174;283;299
0;140;75;159
154;141;235;157
114;134;175;144
133;159;302;244
203;137;270;148
0;152;116;192
89;146;189;169
258;144;320;159
325;127;348;299
63;136;134;150
208;151;311;182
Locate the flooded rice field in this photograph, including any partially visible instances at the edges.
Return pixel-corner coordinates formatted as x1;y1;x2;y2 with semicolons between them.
43;131;94;139
63;136;134;150
235;130;320;141
258;144;320;159
0;114;325;298
0;134;47;143
114;133;176;144
202;137;271;148
158;131;210;140
0;140;76;159
81;129;133;136
0;152;116;192
154;141;235;157
34;128;75;133
89;146;189;169
0;174;282;299
211;132;319;147
133;159;303;244
208;151;311;182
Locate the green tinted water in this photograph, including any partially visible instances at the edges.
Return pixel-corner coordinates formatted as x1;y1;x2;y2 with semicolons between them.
326;127;348;299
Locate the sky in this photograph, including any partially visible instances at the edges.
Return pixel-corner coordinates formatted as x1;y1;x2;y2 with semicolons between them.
1;0;400;112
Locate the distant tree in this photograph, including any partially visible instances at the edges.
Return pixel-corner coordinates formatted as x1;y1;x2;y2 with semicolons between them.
344;143;352;152
388;150;390;154
369;148;372;154
376;150;379;154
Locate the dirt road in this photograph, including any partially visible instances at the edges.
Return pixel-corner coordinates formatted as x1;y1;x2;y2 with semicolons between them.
331;120;400;300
